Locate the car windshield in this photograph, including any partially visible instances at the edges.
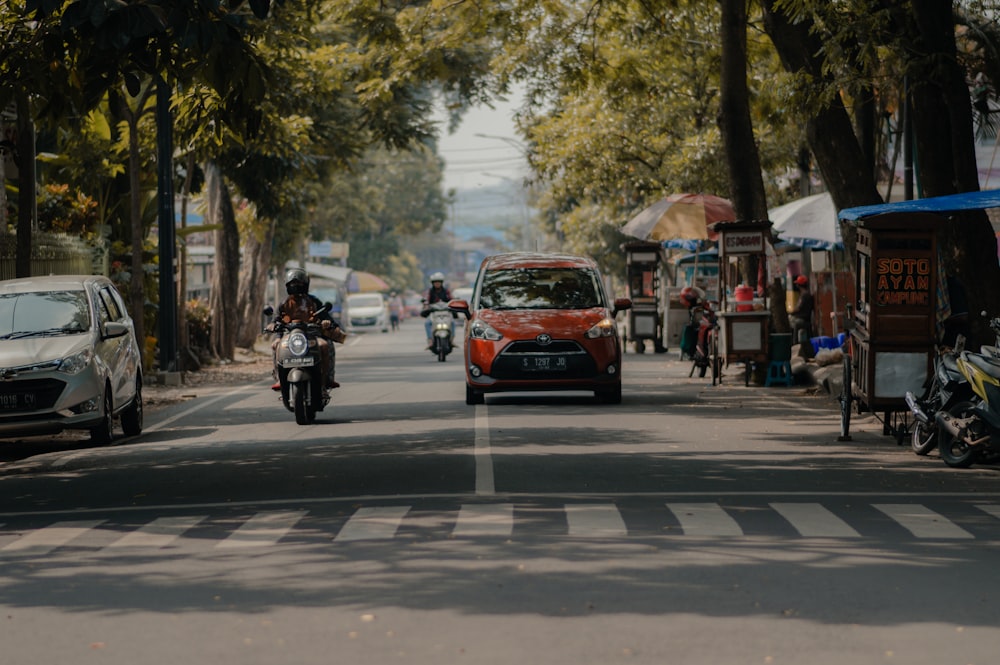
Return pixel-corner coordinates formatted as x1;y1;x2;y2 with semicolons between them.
349;295;383;308
479;268;602;310
0;290;91;338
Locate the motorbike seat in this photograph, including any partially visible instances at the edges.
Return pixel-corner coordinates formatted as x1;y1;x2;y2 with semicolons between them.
965;351;1000;379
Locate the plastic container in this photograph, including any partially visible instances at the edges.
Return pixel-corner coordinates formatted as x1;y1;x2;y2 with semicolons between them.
734;284;754;312
810;336;839;355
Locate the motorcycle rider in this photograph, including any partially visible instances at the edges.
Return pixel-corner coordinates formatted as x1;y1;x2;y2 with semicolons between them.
422;272;453;348
269;268;343;391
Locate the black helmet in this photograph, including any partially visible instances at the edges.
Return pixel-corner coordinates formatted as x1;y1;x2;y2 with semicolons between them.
285;268;309;295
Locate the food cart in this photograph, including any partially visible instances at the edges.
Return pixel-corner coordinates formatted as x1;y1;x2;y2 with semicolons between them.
710;220;774;386
622;241;667;353
836;212;939;441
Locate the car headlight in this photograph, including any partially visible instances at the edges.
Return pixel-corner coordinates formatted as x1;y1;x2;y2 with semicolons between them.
470;320;503;341
287;330;309;357
58;348;94;374
585;318;616;339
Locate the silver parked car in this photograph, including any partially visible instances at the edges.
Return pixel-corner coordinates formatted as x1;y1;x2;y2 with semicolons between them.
0;275;143;443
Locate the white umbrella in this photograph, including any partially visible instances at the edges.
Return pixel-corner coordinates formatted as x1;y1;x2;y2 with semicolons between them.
769;192;841;249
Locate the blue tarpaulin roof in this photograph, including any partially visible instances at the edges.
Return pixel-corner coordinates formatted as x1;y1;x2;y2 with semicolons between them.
839;189;1000;221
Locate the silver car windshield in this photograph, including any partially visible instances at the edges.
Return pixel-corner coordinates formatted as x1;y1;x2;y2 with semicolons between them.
0;291;91;339
479;268;602;310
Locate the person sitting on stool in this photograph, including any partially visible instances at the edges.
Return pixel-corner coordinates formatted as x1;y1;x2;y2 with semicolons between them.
790;274;815;346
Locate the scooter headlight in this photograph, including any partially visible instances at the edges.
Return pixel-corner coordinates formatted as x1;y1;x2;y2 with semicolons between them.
287;330;309;357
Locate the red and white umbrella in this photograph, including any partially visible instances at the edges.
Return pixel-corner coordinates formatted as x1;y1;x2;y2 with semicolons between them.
621;193;736;242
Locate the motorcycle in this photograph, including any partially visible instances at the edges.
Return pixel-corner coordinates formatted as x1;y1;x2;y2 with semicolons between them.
423;300;455;362
263;304;333;425
904;334;973;455
934;312;1000;468
684;300;720;380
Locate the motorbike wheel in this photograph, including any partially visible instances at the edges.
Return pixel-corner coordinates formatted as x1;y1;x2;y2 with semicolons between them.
291;383;311;425
938;400;982;468
910;419;938;456
697;358;708;378
438;343;448;362
710;332;721;385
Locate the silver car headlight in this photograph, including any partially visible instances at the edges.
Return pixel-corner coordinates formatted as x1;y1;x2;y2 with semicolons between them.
58;348;94;375
287;330;309;357
585;318;616;339
470;320;503;341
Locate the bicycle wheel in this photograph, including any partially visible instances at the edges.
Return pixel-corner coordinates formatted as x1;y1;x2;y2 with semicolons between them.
710;330;721;385
838;350;853;440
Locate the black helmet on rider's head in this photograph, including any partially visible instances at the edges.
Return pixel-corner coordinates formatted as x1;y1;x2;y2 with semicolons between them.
285;268;309;295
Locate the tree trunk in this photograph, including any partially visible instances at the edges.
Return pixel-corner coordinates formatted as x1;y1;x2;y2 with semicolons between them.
718;0;769;291
15;93;34;278
205;162;241;360
235;218;275;349
760;0;884;259
907;0;1000;344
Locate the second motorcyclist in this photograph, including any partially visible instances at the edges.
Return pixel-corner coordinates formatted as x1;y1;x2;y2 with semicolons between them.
422;272;454;348
269;268;345;391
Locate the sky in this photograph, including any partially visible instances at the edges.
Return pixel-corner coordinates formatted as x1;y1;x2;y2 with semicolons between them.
434;91;530;193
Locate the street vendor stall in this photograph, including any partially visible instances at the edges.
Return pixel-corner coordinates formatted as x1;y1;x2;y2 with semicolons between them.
622;241;667;353
835;212;939;441
710;220;774;386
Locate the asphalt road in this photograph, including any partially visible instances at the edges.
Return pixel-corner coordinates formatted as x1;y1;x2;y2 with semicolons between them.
0;317;998;665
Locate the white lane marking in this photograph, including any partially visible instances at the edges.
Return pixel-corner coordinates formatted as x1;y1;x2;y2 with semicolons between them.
215;510;307;549
453;503;513;537
144;388;254;434
1;520;105;554
770;502;861;538
106;516;207;549
873;504;974;539
666;502;743;536
565;503;628;537
474;404;495;496
975;504;1000;520
334;506;410;542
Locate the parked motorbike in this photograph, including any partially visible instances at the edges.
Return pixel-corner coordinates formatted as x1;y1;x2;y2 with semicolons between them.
904;334;972;455
935;312;1000;467
423;300;454;362
263;304;332;425
684;300;720;380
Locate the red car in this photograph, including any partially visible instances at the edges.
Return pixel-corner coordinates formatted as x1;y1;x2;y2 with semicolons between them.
449;252;632;405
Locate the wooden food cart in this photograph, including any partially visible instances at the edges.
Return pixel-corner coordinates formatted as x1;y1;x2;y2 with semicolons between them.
838;212;939;441
622;241;667;354
711;220;774;387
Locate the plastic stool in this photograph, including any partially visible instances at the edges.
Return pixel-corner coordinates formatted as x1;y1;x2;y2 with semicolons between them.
765;361;793;387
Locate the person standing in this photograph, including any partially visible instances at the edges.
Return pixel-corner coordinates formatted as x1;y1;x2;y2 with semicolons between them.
388;291;404;331
790;274;815;345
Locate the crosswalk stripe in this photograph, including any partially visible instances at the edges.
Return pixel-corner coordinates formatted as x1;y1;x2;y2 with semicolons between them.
666;503;743;536
975;504;1000;520
873;504;973;539
106;516;207;549
453;503;513;537
215;510;307;549
565;503;628;537
1;520;105;554
334;506;410;542
770;503;861;538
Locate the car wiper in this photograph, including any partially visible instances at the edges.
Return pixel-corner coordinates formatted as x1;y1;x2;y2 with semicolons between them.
0;327;86;340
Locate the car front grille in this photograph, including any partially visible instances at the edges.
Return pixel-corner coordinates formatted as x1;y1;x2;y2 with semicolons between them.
490;339;597;379
351;317;378;326
0;378;67;412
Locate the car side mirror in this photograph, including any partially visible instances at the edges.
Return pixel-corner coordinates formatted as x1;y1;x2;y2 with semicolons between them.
448;300;472;320
103;321;129;339
612;297;632;316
